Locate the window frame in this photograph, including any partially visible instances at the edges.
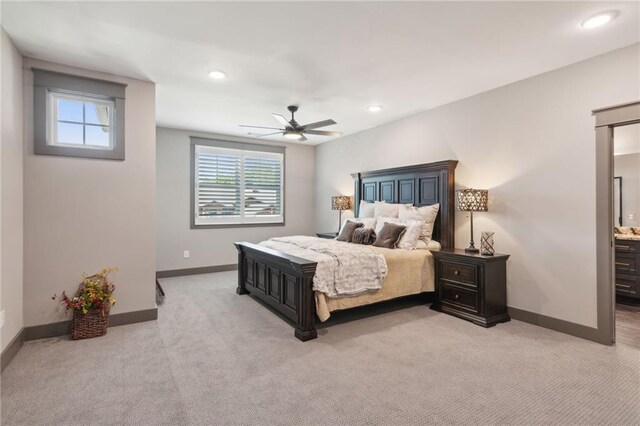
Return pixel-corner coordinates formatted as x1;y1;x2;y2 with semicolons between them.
33;68;126;161
190;137;286;229
47;90;116;150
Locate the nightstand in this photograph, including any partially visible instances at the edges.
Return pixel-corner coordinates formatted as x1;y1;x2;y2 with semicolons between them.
431;249;510;327
316;232;338;239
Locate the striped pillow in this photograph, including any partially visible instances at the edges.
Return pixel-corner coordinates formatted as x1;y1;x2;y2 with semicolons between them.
352;227;376;245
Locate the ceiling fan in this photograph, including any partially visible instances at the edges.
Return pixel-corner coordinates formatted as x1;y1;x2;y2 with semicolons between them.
240;105;342;142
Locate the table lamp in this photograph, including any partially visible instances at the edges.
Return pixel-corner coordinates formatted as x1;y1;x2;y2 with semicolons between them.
456;189;488;253
331;196;351;233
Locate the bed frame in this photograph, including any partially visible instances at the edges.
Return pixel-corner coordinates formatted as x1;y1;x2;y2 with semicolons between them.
234;160;458;341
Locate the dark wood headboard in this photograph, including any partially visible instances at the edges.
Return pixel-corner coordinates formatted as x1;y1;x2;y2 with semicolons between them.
351;160;458;249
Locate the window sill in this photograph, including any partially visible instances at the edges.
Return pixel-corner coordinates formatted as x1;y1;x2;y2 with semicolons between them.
190;222;285;230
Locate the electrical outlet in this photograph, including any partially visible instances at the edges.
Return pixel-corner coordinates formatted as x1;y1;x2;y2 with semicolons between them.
0;310;5;329
629;213;635;221
183;250;190;259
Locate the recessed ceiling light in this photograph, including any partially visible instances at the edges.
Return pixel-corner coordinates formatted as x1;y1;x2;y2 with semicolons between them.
208;70;226;80
581;11;618;29
368;105;383;113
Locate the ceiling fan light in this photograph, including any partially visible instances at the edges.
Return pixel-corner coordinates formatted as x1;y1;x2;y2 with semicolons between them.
284;131;302;140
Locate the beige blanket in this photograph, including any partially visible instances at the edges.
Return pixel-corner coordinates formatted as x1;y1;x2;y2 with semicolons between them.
315;246;435;321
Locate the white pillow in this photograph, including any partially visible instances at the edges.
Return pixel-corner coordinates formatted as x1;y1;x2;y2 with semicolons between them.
374;216;423;250
399;204;439;242
374;201;411;218
358;200;376;219
415;240;442;251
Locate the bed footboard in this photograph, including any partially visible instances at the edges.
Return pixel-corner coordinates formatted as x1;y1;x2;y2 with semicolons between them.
234;242;318;341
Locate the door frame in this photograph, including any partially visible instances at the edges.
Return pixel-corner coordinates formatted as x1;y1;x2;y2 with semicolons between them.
593;101;640;345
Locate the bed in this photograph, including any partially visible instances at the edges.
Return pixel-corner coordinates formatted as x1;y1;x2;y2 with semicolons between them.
234;160;458;341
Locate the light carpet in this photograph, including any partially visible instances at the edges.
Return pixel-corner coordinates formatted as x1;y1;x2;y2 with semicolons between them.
2;271;639;425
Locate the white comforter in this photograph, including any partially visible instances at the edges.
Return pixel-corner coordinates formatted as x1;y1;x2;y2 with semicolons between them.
259;236;388;297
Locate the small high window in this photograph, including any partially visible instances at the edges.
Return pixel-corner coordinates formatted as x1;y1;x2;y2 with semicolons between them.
33;68;126;160
47;91;115;150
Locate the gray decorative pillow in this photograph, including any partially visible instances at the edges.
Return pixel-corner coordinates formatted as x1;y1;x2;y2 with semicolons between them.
372;222;406;249
352;227;376;245
336;220;363;242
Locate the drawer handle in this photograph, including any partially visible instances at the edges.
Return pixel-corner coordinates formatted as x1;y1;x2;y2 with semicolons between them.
615;245;630;250
616;262;630;267
616;283;632;289
454;270;460;276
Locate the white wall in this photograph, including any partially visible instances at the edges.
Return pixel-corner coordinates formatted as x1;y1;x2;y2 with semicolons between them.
315;43;640;328
23;58;157;327
614;152;640;227
1;29;24;352
156;127;315;271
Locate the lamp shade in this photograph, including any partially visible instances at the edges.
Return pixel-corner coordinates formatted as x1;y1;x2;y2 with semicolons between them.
331;195;351;211
456;189;488;212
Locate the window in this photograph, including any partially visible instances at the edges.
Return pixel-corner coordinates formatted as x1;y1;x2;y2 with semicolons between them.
191;138;285;227
47;91;115;150
33;68;126;160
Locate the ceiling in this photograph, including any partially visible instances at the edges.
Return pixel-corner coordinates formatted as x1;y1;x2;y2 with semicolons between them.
2;1;639;145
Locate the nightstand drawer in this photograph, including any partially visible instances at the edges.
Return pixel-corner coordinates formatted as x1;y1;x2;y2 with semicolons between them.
615;256;637;274
440;282;479;313
440;261;477;287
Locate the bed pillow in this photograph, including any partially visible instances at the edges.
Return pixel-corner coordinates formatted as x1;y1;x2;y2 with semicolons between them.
399;204;440;242
375;217;423;249
338;217;376;236
415;240;442;251
374;201;410;218
358;200;376;219
372;222;406;249
352;227;376;245
336;220;363;242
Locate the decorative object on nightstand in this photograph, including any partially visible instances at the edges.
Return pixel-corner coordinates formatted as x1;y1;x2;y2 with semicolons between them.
316;232;338;239
331;195;351;233
456;189;488;253
431;249;510;327
480;231;495;256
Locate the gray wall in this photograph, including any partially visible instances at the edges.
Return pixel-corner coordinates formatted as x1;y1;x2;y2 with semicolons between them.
315;43;640;328
22;58;157;327
614;152;640;227
156;127;316;271
1;29;24;352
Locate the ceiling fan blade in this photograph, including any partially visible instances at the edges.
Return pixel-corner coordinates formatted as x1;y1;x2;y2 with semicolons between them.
298;134;308;142
272;113;292;128
253;131;284;138
239;125;283;130
304;130;343;137
300;119;337;130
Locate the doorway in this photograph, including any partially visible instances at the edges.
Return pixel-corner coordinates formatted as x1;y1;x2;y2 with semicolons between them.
612;122;640;347
593;101;640;346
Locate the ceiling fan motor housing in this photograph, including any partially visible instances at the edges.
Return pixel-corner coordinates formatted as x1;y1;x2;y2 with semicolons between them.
287;105;299;127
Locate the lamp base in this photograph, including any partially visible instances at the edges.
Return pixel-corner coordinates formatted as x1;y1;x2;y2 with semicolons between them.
465;245;479;254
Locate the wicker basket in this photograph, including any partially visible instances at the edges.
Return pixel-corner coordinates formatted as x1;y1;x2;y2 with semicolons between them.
71;305;110;340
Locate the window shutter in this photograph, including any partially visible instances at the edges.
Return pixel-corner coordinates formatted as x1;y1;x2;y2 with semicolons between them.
244;154;282;217
193;141;285;226
196;147;242;218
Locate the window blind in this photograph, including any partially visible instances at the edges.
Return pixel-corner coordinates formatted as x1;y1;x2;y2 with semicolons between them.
193;142;284;226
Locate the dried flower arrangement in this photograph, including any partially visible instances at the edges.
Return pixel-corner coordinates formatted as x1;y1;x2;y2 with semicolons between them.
52;267;117;339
